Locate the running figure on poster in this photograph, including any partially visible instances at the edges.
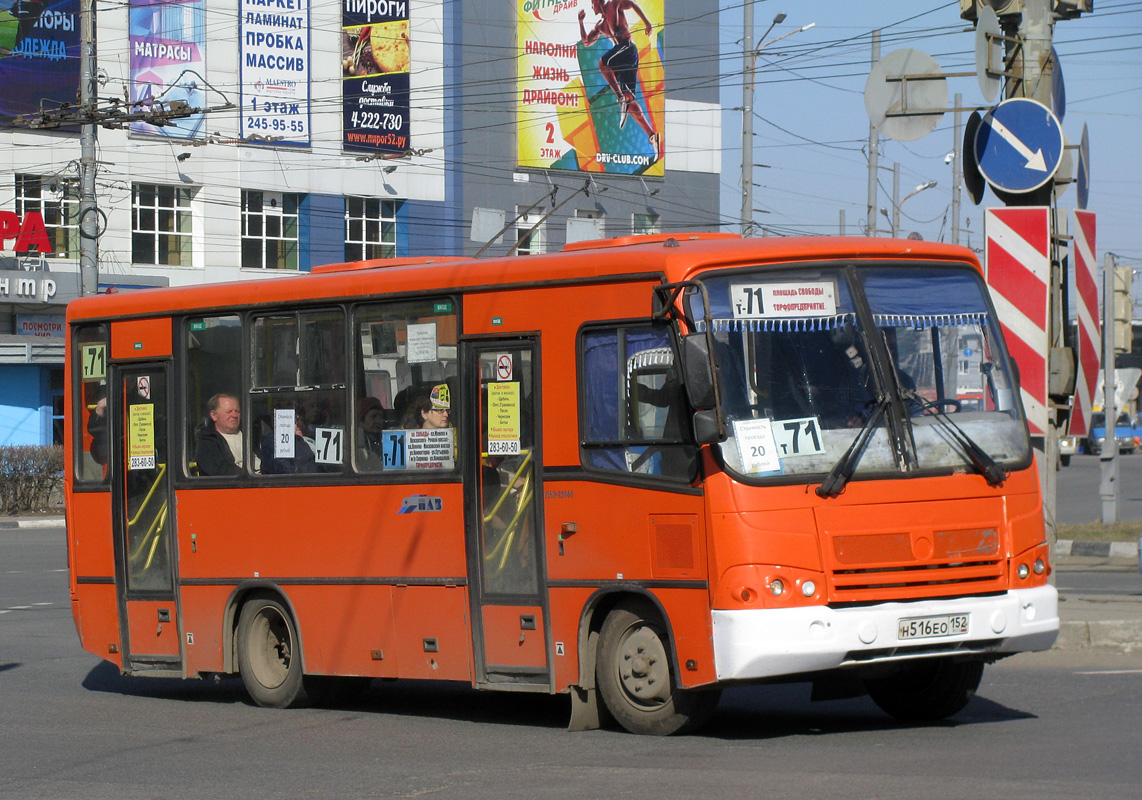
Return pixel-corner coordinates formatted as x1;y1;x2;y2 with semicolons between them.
579;0;661;157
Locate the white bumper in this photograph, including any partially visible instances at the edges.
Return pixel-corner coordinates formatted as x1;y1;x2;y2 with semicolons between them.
711;584;1059;681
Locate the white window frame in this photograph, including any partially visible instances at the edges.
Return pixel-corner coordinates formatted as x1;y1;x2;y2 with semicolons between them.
345;196;398;261
242;190;301;270
633;212;660;236
514;209;545;256
132;183;194;267
15;175;79;259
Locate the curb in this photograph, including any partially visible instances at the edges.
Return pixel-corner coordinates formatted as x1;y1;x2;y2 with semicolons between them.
0;516;65;529
1057;618;1142;652
1055;538;1139;560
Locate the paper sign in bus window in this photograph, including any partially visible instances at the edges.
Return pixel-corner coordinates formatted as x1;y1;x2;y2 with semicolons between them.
771;417;826;457
274;409;295;459
81;344;106;381
407;428;455;469
487;381;521;456
313;427;344;464
730;281;837;319
406;322;438;364
128;403;155;470
733;418;781;474
381;430;407;469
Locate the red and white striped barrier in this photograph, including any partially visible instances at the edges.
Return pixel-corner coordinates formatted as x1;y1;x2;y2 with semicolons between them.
1070;210;1099;437
985;207;1050;436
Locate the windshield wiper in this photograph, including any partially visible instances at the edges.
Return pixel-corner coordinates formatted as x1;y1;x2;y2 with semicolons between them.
816;397;889;499
903;392;1007;487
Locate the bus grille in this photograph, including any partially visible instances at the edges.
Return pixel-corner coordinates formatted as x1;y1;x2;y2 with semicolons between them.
826;527;1006;602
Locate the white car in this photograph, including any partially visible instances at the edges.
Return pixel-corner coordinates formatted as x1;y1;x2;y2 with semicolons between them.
1059;434;1077;467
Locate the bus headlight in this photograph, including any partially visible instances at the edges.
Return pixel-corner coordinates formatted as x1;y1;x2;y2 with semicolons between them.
769;579;785;597
1033;558;1045;575
801;580;817;597
1017;563;1030;579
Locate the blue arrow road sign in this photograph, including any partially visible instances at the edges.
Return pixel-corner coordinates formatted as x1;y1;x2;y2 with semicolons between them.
974;98;1064;194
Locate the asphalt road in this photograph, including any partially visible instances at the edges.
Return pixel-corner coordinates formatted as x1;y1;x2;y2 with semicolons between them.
4;526;1142;799
1056;452;1142;525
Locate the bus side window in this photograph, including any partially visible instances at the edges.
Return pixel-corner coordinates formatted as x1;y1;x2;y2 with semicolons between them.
579;323;696;481
74;324;109;483
252;310;348;476
351;299;458;474
185;315;243;477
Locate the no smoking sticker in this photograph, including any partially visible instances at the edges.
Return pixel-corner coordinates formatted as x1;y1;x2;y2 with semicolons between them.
496;353;513;381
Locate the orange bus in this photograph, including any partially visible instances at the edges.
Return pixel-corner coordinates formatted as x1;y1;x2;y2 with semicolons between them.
64;234;1058;735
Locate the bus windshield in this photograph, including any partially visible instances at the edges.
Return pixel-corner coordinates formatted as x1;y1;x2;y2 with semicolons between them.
691;263;1030;482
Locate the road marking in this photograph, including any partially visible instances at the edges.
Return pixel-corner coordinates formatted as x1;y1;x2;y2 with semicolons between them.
1075;670;1142;675
0;610;8;615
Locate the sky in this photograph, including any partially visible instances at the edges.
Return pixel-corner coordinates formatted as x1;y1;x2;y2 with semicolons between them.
714;0;1142;288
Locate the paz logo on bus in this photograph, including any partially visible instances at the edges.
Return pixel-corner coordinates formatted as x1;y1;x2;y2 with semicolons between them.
399;495;443;514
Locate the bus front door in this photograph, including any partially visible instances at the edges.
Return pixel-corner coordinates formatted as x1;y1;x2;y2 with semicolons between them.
111;364;182;675
463;341;551;690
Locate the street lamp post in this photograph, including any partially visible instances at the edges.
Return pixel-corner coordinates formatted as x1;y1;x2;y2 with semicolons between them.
741;7;814;236
880;164;937;238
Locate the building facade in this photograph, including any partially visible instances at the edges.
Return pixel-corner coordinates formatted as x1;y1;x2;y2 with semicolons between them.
1;0;721;446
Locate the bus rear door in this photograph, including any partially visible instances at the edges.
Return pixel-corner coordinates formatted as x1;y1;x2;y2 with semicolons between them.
462;340;551;690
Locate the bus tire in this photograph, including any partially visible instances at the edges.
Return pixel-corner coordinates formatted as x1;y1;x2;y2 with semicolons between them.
864;658;984;722
236;595;311;709
596;600;720;735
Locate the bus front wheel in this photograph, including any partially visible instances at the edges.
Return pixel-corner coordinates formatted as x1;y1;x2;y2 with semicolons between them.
596;600;720;735
864;658;984;722
236;595;311;708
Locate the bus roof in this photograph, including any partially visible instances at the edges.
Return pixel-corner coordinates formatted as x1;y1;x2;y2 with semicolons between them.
65;234;980;322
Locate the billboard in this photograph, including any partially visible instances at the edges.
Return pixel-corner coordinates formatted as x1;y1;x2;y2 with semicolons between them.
240;0;311;145
129;0;206;139
342;0;410;154
0;0;80;128
517;0;665;176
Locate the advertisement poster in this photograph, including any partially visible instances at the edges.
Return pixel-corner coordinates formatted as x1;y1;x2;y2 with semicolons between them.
129;0;206;139
341;0;410;154
0;0;80;128
517;0;664;176
239;0;310;145
486;381;521;456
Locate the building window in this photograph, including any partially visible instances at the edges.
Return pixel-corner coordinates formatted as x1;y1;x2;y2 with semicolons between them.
633;212;660;236
15;175;79;258
132;184;193;266
345;197;397;261
514;209;544;256
242;190;300;270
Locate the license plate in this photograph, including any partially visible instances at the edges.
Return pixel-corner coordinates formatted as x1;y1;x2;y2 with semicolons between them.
897;614;969;640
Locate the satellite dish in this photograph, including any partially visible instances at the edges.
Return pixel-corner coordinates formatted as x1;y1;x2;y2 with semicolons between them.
962;110;986;205
864;49;947;142
974;6;1003;104
1077;123;1090;210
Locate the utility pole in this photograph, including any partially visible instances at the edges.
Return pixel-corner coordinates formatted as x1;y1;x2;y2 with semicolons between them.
951;93;962;246
866;30;880;237
1101;253;1118;524
78;0;98;296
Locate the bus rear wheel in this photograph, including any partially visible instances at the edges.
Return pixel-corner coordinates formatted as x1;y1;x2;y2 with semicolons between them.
237;595;312;708
864;658;984;722
596;600;720;735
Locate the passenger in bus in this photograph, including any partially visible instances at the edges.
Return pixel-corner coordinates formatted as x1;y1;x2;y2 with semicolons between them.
356;396;386;469
403;384;452;429
87;391;108;469
194;393;244;476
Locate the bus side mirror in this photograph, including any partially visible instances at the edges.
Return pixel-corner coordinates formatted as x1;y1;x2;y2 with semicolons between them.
681;333;716;409
692;409;724;445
